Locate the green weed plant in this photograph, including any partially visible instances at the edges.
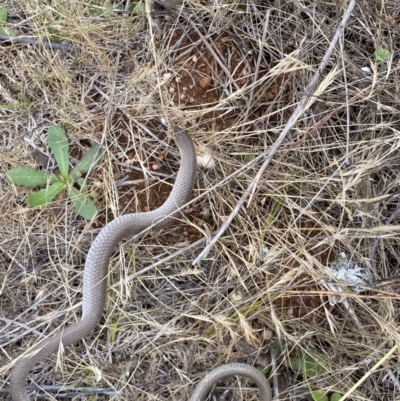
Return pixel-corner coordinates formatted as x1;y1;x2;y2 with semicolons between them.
8;125;105;220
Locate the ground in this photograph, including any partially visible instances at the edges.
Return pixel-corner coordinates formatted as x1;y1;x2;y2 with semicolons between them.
1;1;400;400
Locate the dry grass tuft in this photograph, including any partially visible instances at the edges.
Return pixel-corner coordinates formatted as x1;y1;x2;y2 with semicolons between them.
2;0;400;400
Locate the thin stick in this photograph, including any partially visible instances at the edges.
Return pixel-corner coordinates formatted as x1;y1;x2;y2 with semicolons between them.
0;33;76;51
338;344;398;401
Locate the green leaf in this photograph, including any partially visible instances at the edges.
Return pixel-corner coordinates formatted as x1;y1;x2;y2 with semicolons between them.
129;2;146;14
77;177;88;191
108;315;125;343
0;26;15;35
330;393;342;401
311;391;328;401
0;3;8;24
303;354;328;377
27;181;66;206
47;125;70;178
68;187;98;220
8;167;54;187
289;351;329;379
0;4;15;36
0;103;19;109
273;338;284;359
244;153;254;162
375;47;391;62
104;3;114;16
69;144;105;179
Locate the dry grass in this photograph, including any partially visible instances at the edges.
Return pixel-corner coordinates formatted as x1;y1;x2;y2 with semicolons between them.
2;0;400;400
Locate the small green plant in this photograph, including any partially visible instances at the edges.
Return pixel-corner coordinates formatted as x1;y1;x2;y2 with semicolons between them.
291;349;342;401
0;3;15;35
374;47;391;71
8;125;105;220
263;340;343;401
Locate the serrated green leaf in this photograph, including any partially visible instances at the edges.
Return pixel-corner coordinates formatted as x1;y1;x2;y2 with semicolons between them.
330;393;342;401
47;125;69;178
68;187;98;220
375;47;391;62
0;3;8;24
8;166;54;187
27;181;66;206
69;144;105;179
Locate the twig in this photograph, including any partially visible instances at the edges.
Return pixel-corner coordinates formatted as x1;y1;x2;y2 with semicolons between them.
192;0;357;264
0;385;121;397
247;0;356;205
270;345;281;401
123;231;217;282
0;369;208;398
341;299;400;393
0;33;76;51
339;343;398;401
